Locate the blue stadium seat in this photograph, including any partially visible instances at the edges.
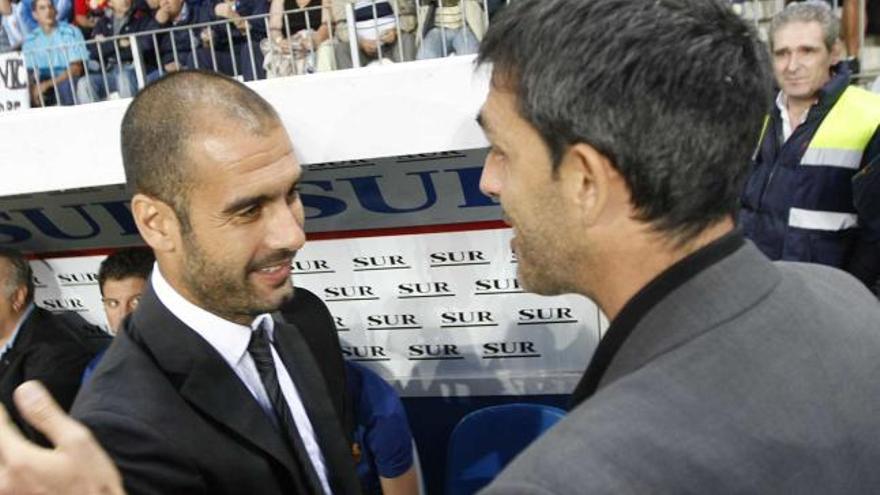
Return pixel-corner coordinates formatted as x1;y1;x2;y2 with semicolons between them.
444;403;566;495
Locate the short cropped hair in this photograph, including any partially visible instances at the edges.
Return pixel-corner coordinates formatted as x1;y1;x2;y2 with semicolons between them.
0;247;34;304
770;1;839;52
98;247;155;296
478;0;772;243
31;0;52;13
120;70;282;230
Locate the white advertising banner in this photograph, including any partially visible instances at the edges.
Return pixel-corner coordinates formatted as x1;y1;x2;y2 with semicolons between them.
0;51;29;114
29;228;605;396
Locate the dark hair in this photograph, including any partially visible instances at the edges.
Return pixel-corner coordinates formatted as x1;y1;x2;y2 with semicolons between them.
30;0;53;13
98;247;155;295
120;70;282;230
478;0;773;243
0;247;34;304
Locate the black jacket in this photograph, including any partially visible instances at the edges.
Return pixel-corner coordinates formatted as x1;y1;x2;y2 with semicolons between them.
72;284;361;495
0;307;109;446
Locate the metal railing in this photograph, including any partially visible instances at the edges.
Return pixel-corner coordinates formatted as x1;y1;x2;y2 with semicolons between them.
14;0;509;108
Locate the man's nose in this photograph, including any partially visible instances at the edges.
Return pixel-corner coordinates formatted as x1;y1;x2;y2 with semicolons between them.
479;155;502;199
265;201;306;252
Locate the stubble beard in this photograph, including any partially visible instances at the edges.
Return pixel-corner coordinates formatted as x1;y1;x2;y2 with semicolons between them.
180;232;293;323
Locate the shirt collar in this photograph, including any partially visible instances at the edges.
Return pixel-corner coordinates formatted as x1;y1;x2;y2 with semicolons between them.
151;263;275;369
1;303;35;358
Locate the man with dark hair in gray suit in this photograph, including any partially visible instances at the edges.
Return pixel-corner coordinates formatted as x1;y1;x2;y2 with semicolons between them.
473;0;880;492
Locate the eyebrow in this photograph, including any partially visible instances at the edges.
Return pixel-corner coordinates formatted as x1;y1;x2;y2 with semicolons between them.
221;175;301;217
222;194;270;216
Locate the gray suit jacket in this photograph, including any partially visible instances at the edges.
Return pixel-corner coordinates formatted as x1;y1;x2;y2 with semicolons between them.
482;240;880;494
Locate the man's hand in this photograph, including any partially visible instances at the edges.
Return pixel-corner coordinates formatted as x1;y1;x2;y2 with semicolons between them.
358;38;378;56
379;27;396;46
154;5;172;24
0;381;125;495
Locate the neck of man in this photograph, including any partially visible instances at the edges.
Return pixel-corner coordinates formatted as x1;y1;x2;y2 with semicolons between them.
40;22;55;34
586;217;735;322
784;93;818;133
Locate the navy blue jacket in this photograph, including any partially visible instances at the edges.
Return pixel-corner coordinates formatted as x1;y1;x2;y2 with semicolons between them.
88;6;152;65
739;67;880;292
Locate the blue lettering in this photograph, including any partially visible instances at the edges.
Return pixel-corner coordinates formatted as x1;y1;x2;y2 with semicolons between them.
93;201;139;236
446;166;498;208
300;180;348;220
0;212;32;244
341;171;438;214
14;205;101;240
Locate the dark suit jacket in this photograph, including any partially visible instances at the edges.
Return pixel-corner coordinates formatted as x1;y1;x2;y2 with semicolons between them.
0;307;107;446
72;284;361;495
278;287;355;443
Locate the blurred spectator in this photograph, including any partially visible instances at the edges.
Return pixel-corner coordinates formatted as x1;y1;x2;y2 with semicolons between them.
415;0;484;60
138;0;211;82
20;0;72;32
740;1;880;292
786;0;862;73
345;361;418;495
203;0;267;80
262;0;333;76
81;247;154;383
73;0;108;36
22;0;87;105
0;247;104;447
98;247;153;335
1;0;28;50
332;0;416;68
0;0;12;52
76;0;149;102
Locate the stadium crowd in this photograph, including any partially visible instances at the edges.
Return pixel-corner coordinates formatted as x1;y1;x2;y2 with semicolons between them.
0;0;507;106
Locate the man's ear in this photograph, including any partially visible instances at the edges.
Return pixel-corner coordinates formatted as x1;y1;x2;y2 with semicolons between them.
831;39;844;65
559;143;618;226
11;285;28;313
131;194;182;254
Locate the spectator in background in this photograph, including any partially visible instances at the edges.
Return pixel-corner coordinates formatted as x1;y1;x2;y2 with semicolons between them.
20;0;72;32
263;0;333;76
787;0;862;73
73;0;108;37
0;0;28;50
331;0;415;68
138;0;210;81
76;0;149;102
22;0;87;105
740;1;880;293
0;0;11;52
0;248;105;447
346;361;419;495
98;247;154;335
82;247;154;382
415;0;484;60
201;0;267;80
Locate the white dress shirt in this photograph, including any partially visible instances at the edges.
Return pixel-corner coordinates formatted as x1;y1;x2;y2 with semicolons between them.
151;266;332;494
776;91;808;143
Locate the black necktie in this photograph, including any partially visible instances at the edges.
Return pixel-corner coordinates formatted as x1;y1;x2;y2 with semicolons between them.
248;326;326;495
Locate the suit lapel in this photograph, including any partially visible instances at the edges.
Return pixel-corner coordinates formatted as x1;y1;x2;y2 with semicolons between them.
129;285;302;482
273;320;361;495
600;241;782;389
